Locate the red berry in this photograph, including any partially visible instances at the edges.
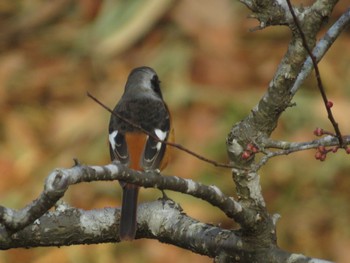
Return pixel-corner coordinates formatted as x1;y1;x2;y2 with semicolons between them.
242;151;251;160
318;146;326;153
246;143;254;151
313;128;323;136
319;154;326;161
315;151;322;160
346;147;350;154
326;101;333;108
251;146;259;153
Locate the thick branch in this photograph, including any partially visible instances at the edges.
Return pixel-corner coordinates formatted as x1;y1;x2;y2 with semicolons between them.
0;200;240;254
224;2;340;262
0;201;332;262
226;0;338;192
0;162;253;236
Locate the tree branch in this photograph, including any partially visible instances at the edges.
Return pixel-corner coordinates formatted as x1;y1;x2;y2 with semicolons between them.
286;0;345;147
0;200;333;262
291;7;350;94
0;200;240;253
230;0;339;150
0;160;333;261
227;0;339;194
224;1;341;262
264;135;350;151
0;162;251;237
252;135;350;170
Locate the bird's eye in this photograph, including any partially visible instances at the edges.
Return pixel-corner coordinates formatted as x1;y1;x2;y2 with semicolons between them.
151;75;163;98
151;75;160;86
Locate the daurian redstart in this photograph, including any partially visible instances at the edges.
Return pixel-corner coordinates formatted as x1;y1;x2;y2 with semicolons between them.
108;66;173;241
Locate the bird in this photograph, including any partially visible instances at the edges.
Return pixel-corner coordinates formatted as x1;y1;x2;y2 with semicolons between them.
108;66;173;241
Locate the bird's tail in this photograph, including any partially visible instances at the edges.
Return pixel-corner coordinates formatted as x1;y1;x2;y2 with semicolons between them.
119;185;139;241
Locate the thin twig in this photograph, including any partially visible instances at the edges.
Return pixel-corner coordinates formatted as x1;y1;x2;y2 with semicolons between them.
254;135;350;171
285;0;344;147
264;136;350;151
87;92;234;169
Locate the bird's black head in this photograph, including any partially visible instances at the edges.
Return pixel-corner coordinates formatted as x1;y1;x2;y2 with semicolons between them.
124;66;163;100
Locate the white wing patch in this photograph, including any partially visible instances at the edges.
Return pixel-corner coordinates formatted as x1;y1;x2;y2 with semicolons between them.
154;128;167;151
108;130;118;151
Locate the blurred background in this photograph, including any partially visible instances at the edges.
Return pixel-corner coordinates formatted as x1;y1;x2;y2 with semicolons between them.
0;1;349;262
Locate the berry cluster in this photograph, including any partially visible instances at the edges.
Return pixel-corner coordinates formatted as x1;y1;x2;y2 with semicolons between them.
313;128;350;161
241;143;259;160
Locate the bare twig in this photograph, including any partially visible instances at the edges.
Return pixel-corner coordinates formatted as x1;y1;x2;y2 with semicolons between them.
87;92;235;169
254;135;350;170
286;0;344;147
